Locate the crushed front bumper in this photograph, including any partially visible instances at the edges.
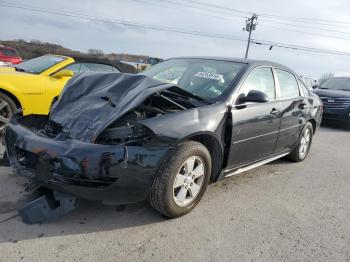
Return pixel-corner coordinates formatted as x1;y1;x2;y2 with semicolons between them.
4;115;172;204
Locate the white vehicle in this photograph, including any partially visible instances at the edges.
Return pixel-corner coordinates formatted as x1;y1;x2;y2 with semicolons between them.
0;61;11;67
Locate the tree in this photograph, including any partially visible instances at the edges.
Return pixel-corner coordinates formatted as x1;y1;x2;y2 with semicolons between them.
319;72;334;84
87;49;104;56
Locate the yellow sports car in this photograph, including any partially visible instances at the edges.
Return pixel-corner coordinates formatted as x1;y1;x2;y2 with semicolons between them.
0;54;135;130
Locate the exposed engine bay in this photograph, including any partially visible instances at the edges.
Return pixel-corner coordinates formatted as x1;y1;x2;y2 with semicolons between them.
14;73;210;146
95;90;201;145
16;88;204;146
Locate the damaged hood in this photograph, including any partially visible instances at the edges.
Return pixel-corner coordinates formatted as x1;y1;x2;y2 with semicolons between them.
50;72;175;142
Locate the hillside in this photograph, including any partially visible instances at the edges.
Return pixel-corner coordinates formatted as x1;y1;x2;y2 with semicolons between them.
0;39;156;63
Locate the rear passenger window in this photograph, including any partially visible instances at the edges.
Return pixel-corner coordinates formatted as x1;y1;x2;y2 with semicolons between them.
80;63;116;72
275;69;300;99
240;67;276;100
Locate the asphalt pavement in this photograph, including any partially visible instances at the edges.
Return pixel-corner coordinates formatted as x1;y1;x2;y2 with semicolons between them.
0;124;349;262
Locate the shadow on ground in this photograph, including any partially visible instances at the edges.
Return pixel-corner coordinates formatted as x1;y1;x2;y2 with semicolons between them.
321;120;350;131
0;159;272;244
0;168;167;243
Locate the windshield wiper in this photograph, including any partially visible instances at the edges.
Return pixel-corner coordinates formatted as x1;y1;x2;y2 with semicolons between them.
336;88;350;91
157;93;187;110
319;87;329;89
163;88;209;104
162;90;195;100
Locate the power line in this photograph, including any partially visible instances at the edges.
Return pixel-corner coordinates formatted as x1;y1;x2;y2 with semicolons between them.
1;1;350;57
160;0;248;18
131;0;350;40
252;40;350;56
151;0;350;32
179;0;350;29
260;24;350;41
129;0;244;22
257;13;350;26
260;18;350;35
179;0;252;16
259;15;350;29
150;0;247;18
0;2;248;41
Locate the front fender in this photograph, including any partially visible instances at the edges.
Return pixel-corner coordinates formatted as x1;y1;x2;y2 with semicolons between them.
0;82;24;108
140;103;229;144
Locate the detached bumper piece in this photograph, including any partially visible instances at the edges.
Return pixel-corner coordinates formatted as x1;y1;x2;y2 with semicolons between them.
19;190;79;224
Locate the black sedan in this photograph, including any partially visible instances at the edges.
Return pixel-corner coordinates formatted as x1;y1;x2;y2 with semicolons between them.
313;77;350;123
4;57;322;218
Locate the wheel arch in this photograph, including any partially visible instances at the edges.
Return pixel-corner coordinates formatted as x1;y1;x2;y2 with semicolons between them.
308;118;317;134
0;87;22;109
179;132;224;183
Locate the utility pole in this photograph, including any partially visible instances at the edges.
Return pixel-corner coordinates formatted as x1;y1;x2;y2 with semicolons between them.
243;13;258;59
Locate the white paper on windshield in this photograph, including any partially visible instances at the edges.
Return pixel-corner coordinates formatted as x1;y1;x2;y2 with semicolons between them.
195;72;223;80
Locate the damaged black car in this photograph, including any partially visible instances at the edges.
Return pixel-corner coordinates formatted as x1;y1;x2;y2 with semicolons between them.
4;57;322;219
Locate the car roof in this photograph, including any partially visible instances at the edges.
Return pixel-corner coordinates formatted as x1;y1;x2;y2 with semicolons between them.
71;56;137;73
172;56;294;72
43;54;136;74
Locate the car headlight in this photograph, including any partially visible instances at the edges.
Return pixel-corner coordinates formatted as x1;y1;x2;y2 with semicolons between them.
96;124;154;145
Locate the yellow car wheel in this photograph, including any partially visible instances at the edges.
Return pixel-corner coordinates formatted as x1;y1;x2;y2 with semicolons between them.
0;93;17;131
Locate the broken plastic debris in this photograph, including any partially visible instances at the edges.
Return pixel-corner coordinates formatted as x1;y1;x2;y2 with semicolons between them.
18;190;79;224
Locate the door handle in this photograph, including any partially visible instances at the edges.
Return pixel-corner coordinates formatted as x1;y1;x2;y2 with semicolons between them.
270;108;280;116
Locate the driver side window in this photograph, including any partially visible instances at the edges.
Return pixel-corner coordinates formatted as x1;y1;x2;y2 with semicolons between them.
240;67;276;100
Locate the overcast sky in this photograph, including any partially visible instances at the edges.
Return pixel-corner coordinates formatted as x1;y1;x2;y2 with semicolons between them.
1;0;350;78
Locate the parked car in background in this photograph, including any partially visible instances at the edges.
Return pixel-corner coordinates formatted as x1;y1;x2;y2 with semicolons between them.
4;57;322;218
147;57;164;65
0;61;11;67
314;77;350;123
0;45;22;65
0;54;136;130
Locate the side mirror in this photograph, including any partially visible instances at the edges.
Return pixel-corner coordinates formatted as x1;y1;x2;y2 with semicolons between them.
52;69;74;78
245;90;269;103
312;84;318;89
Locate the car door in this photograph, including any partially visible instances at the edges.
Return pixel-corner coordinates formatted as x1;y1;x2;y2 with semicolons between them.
273;68;308;153
20;74;47;115
227;67;282;168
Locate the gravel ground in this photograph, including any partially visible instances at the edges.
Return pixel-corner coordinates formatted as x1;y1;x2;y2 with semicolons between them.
0;124;349;262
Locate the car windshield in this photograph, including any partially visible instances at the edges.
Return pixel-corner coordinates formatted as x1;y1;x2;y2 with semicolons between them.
1;48;18;57
140;58;245;101
15;55;67;74
320;77;350;91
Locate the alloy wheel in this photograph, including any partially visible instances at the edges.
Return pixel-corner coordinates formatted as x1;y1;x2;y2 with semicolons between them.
0;99;12;131
173;156;205;207
299;128;311;159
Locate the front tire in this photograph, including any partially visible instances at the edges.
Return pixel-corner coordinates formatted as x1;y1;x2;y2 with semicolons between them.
148;141;212;218
0;92;17;132
288;122;313;162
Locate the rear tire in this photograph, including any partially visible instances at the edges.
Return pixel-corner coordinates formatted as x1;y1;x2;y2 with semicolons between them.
288;122;313;162
148;141;212;218
0;92;17;132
